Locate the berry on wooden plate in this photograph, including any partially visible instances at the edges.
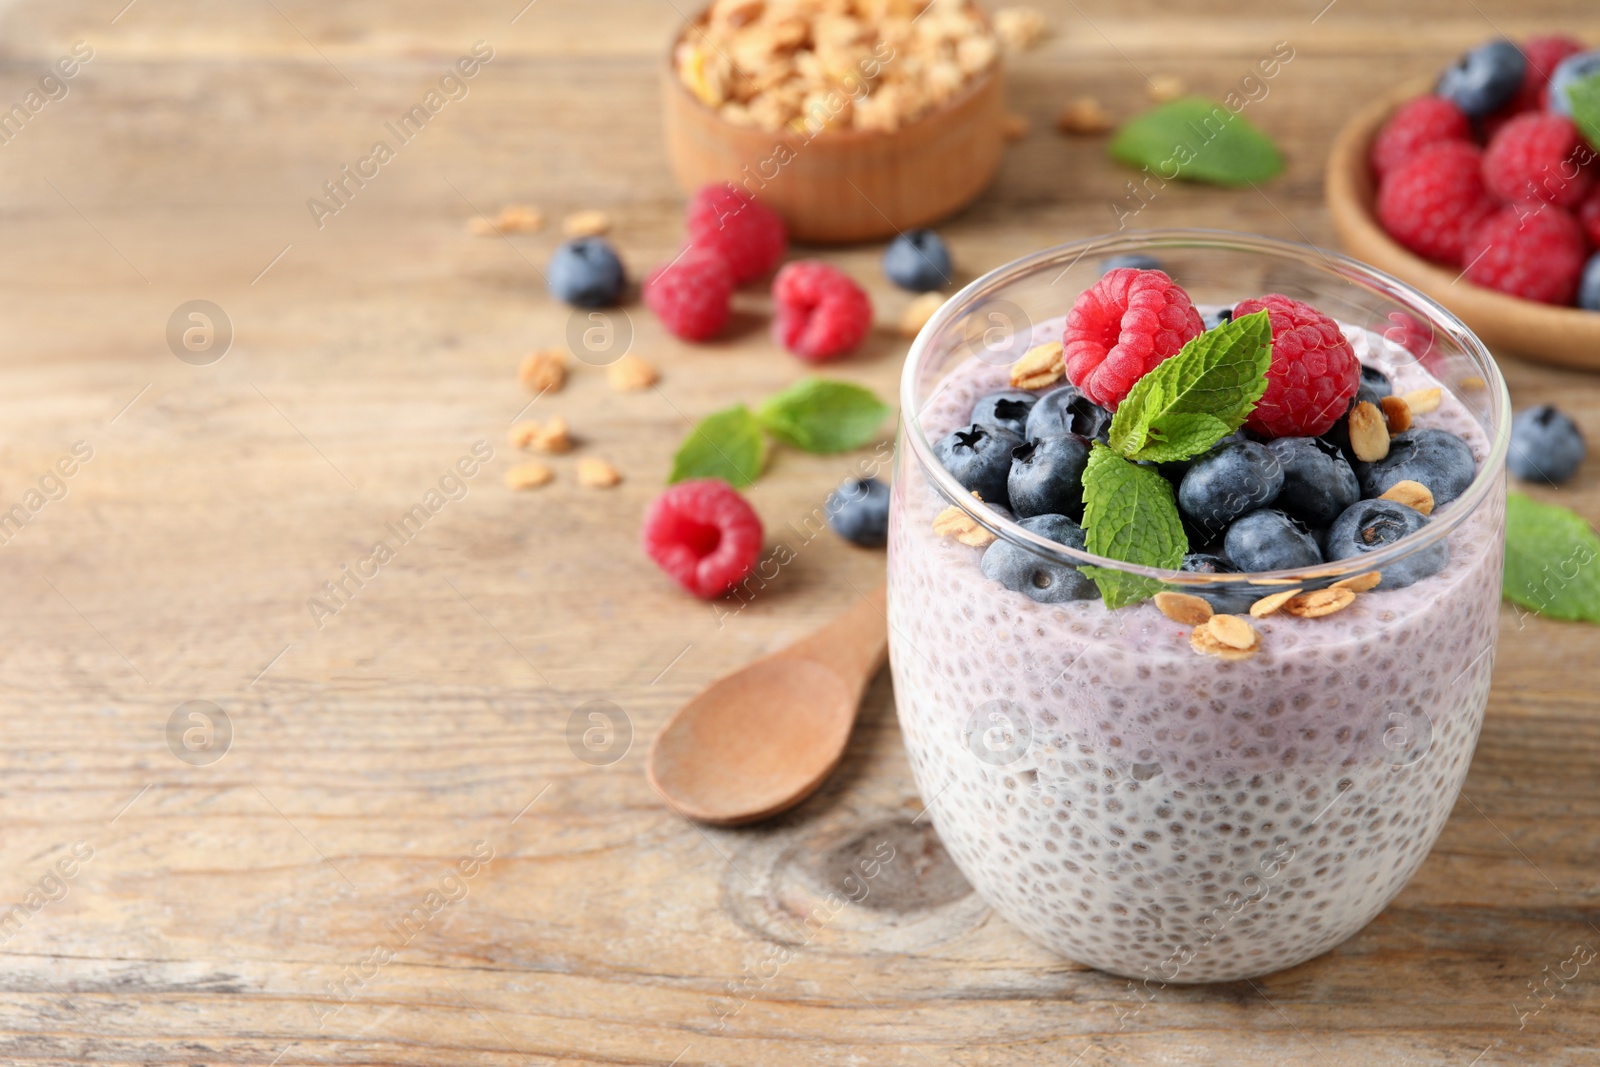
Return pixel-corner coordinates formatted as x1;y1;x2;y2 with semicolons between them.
1376;141;1496;267
1482;112;1594;209
1435;39;1525;117
642;479;764;599
1463;205;1588;306
1369;95;1471;180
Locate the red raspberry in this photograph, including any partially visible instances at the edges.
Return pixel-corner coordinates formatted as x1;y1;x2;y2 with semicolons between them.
686;183;788;284
644;248;734;341
772;261;873;361
1370;95;1472;180
1464;204;1588;305
641;479;764;599
1527;35;1588;110
1231;294;1359;439
1060;268;1204;409
1483;113;1595;209
1579;188;1600;248
1376;141;1496;266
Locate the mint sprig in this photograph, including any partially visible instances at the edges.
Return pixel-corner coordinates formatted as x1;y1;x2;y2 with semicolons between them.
1568;72;1600;156
669;404;768;487
1109;98;1284;186
1080;446;1188;608
1503;492;1600;624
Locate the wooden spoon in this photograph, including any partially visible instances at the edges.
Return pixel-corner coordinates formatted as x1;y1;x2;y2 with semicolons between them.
647;582;888;826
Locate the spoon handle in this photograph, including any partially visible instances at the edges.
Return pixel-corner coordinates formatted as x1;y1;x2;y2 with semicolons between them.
778;581;888;691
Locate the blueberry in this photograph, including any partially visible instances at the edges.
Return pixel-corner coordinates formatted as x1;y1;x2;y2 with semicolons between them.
548;238;625;308
1204;306;1235;329
1357;365;1392;406
826;477;890;547
1579;252;1600;312
970;391;1038;437
883;229;952;292
934;423;1022;505
1325;499;1447;589
1099;254;1162;274
1266;437;1360;527
1435;39;1525;117
1359;428;1477;506
1008;434;1092;520
980;514;1099;603
1178;440;1284;540
1509;405;1586;485
1224;509;1323;573
1547;49;1600;117
1178;553;1257;615
1025;385;1112;443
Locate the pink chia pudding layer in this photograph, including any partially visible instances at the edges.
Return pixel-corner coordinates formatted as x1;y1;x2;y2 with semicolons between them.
888;319;1504;982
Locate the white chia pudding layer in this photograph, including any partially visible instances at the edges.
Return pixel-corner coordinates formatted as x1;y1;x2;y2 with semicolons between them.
888;322;1504;983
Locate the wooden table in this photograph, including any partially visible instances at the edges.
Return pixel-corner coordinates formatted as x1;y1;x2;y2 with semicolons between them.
2;1;1599;1063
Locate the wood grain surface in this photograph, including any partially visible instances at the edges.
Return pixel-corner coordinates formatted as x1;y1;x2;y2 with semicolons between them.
1;1;1599;1064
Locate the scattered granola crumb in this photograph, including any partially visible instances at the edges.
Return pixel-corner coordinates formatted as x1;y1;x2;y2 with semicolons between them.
900;292;947;337
1002;112;1031;141
606;354;659;392
932;505;996;548
519;348;568;394
1348;400;1391;463
563;209;612;238
1331;571;1382;593
1056;96;1113;135
1249;588;1303;618
577;457;622;487
1147;75;1186;102
510;416;572;454
1154;591;1213;625
1207;613;1258;650
504;461;553;490
1283;587;1357;618
491;205;544;234
1010;341;1065;390
994;7;1048;51
1379;394;1413;434
1379;479;1435;515
1401;386;1442;414
1189;616;1259;660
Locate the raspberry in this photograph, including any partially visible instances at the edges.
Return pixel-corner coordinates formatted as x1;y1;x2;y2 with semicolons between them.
1370;95;1472;180
1482;112;1595;209
772;261;873;361
641;479;764;599
1464;204;1588;305
1524;35;1588;110
1376;141;1496;266
1060;268;1204;409
686;183;788;284
1580;188;1600;248
1231;294;1359;439
644;248;734;341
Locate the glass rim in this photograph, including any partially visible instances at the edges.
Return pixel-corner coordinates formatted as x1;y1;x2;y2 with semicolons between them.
898;228;1512;588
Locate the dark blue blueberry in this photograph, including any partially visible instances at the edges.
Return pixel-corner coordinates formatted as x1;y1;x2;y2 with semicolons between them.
1548;49;1600;117
1359;428;1477;506
934;423;1022;506
1325;499;1447;589
980;514;1099;603
1099;254;1162;274
825;477;890;547
1357;365;1393;407
548;238;625;307
1177;440;1284;540
883;229;952;292
970;391;1038;437
1436;39;1525;117
1203;306;1235;329
1223;509;1323;573
1008;434;1092;520
1509;405;1586;485
1178;553;1257;615
1579;252;1600;312
1024;385;1112;443
1266;437;1360;527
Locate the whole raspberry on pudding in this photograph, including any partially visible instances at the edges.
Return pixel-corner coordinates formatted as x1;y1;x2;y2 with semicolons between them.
1370;95;1472;180
1060;268;1205;409
644;247;735;341
685;183;788;284
772;261;873;361
1376;140;1496;266
1232;294;1360;439
641;479;764;599
1482;112;1595;209
1464;205;1588;305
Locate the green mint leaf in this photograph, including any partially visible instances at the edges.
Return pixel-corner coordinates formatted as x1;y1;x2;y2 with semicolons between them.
1080;443;1188;608
668;404;768;487
1503;492;1600;624
756;377;891;454
1568;72;1600;155
1108;309;1273;463
1109;97;1285;186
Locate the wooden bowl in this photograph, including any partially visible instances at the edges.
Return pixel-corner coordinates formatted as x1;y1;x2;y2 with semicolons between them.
1326;77;1600;371
662;27;1005;244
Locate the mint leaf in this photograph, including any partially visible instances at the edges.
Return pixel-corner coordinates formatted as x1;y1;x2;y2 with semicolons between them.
1080;444;1188;608
1108;310;1273;463
756;377;890;454
668;404;767;487
1109;98;1284;186
1568;72;1600;154
1503;492;1600;623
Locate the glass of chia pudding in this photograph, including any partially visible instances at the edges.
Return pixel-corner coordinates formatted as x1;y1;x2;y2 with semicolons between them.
888;230;1510;983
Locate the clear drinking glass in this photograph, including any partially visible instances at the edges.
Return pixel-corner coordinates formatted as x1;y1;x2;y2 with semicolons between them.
889;230;1509;983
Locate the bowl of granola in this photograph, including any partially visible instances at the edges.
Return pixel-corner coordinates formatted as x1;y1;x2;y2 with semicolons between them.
665;0;1018;243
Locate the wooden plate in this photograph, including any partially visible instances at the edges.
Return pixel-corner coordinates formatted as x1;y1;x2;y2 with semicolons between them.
1325;78;1600;371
